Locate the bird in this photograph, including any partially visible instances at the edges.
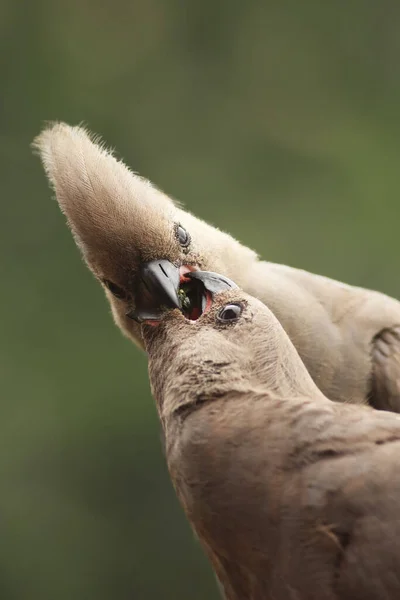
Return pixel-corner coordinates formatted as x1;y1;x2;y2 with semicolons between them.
33;122;400;411
142;269;400;600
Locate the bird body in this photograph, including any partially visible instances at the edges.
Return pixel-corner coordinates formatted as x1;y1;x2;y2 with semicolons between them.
33;122;400;410
142;278;400;600
246;261;400;408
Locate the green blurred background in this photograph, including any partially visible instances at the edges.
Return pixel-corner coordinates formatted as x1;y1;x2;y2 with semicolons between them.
2;1;400;598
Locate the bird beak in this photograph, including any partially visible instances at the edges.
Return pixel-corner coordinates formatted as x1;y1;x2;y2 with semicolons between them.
185;271;238;294
174;271;239;320
127;259;181;323
128;267;239;325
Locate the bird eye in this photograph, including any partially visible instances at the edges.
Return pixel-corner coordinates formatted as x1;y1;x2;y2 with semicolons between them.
217;303;243;323
175;224;191;248
103;280;127;300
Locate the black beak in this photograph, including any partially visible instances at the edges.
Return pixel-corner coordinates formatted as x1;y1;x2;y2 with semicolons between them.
127;259;181;323
185;271;238;294
140;260;181;308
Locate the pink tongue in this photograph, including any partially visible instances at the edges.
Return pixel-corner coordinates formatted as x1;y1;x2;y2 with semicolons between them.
179;265;198;282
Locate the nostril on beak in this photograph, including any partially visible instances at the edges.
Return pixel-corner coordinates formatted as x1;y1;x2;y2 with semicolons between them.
159;263;169;278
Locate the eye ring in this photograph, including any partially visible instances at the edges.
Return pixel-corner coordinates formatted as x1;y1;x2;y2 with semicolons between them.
103;279;127;300
217;303;243;324
175;224;191;248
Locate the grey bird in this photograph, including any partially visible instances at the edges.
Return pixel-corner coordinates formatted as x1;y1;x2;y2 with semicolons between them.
142;270;400;600
33;122;400;411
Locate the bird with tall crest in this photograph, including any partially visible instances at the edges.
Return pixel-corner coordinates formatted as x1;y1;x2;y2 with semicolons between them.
33;122;400;412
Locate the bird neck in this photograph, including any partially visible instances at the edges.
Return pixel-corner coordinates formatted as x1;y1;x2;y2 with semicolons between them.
248;321;326;401
146;316;327;425
154;356;251;422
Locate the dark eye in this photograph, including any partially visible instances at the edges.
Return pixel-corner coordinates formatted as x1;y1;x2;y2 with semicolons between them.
175;224;190;248
103;280;127;300
217;303;243;323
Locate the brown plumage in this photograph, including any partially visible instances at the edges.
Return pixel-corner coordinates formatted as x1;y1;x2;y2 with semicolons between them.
143;275;400;600
32;122;400;411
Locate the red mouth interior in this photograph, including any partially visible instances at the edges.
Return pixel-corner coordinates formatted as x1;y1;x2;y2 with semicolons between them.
179;266;212;321
143;266;211;326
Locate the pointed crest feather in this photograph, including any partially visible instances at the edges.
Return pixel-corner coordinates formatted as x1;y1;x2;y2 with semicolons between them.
32;122;176;274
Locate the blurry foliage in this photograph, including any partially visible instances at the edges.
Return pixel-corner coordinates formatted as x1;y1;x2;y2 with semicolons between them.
2;0;400;598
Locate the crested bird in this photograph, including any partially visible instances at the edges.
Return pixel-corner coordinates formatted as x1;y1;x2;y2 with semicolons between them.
142;270;400;600
33;122;400;411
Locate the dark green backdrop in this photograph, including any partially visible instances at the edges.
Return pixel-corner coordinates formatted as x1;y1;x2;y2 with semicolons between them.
2;1;400;598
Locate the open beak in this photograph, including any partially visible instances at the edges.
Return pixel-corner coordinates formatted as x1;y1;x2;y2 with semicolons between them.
127;264;239;324
127;259;181;323
177;271;239;321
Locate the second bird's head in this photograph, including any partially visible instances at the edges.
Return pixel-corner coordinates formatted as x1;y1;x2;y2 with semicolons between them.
33;123;257;345
140;269;318;414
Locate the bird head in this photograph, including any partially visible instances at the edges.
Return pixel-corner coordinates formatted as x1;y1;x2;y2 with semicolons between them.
33;123;257;347
142;270;321;418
